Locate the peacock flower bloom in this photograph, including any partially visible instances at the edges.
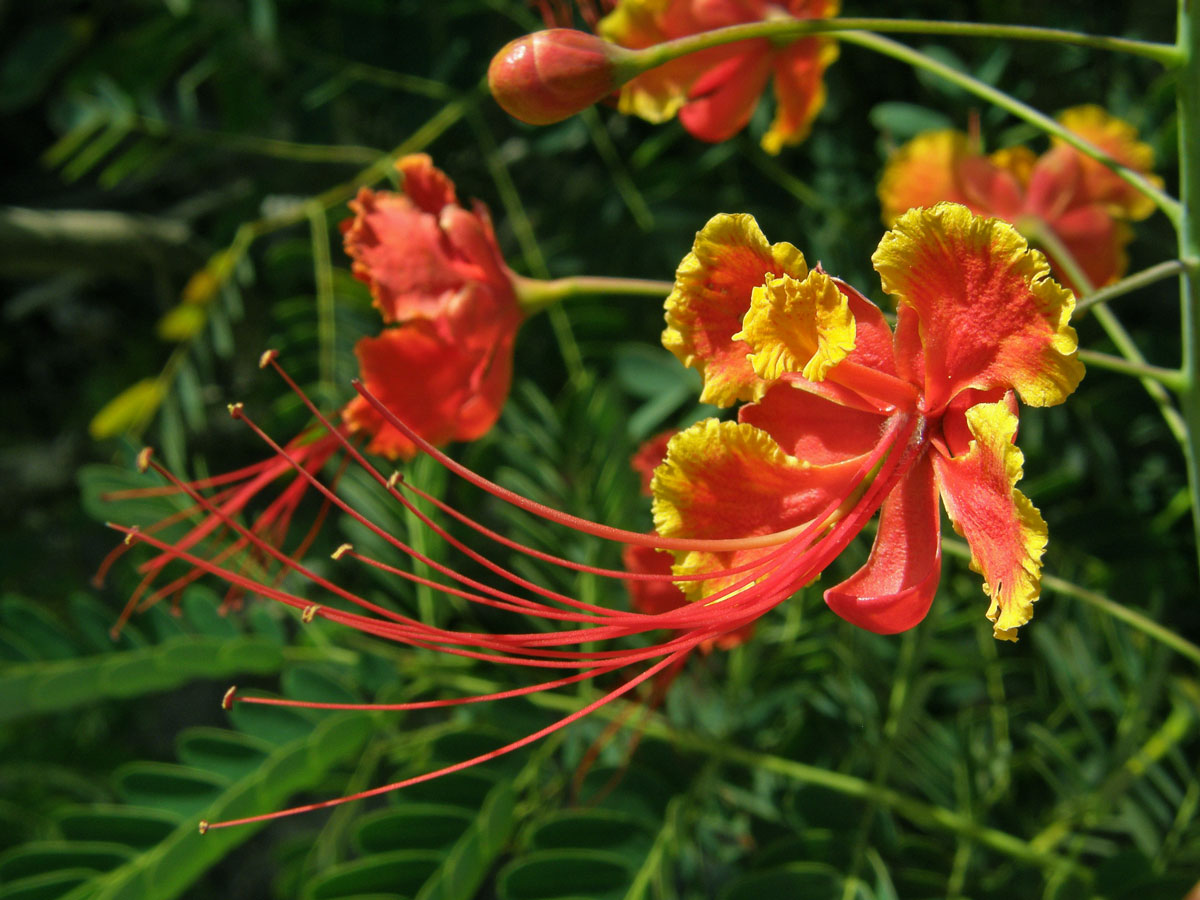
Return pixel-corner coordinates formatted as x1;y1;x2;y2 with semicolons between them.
106;204;1079;831
655;203;1083;638
877;105;1162;293
341;154;524;458
598;0;839;153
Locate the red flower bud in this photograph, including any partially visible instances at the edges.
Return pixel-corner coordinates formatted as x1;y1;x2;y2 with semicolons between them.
488;28;629;126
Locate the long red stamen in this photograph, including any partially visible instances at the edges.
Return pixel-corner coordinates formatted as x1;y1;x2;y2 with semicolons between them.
200;644;695;832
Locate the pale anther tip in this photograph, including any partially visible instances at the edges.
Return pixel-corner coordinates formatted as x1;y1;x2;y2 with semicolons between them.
301;604;321;624
258;349;279;369
331;543;353;560
136;447;154;472
123;526;141;546
222;685;237;710
387;471;402;489
198;821;209;835
227;402;244;418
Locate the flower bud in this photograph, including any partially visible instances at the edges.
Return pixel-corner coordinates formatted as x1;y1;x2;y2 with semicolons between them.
488;29;629;126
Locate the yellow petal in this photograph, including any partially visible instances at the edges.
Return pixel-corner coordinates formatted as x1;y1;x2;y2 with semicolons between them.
734;268;856;383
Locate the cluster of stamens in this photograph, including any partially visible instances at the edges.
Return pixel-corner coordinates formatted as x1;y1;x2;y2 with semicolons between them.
101;349;918;829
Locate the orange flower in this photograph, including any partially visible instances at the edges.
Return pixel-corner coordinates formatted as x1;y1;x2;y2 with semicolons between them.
341;154;524;459
598;0;839;152
878;106;1162;292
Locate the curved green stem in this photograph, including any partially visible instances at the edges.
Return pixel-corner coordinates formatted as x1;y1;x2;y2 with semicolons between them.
1177;0;1200;578
627;18;1180;68
1075;260;1191;313
622;22;1179;221
514;274;672;314
1076;349;1185;390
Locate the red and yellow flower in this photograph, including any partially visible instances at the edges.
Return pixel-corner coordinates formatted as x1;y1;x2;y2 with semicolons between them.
878;105;1162;292
654;202;1083;639
598;0;839;152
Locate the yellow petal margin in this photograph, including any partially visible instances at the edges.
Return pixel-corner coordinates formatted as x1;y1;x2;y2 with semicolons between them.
652;418;862;601
933;401;1047;641
734;268;856;383
664;214;807;406
873;203;1084;412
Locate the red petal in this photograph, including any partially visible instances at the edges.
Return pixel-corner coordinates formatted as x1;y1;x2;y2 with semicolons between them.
342;321;515;460
739;382;888;466
396;154;458;214
679;46;773;143
824;449;941;634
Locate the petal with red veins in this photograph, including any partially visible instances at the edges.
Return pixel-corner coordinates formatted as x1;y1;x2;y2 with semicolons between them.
932;401;1047;641
824;449;942;634
874;203;1084;412
664;214;807;406
651;418;863;599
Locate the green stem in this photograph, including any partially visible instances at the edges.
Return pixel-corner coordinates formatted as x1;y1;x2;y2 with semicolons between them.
514;274;673;313
1075;349;1185;390
1177;0;1200;578
129;110;385;164
629;18;1180;68
942;538;1200;668
1075;259;1191;313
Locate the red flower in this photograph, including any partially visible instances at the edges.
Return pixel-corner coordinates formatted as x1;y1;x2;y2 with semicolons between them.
878;106;1162;292
598;0;839;152
341;154;523;458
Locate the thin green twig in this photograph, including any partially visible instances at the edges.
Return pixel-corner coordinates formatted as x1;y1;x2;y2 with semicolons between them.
630;18;1180;68
1076;259;1191;313
1076;349;1185;389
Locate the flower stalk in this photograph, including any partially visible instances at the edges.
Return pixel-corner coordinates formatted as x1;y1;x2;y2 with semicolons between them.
1176;0;1200;573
